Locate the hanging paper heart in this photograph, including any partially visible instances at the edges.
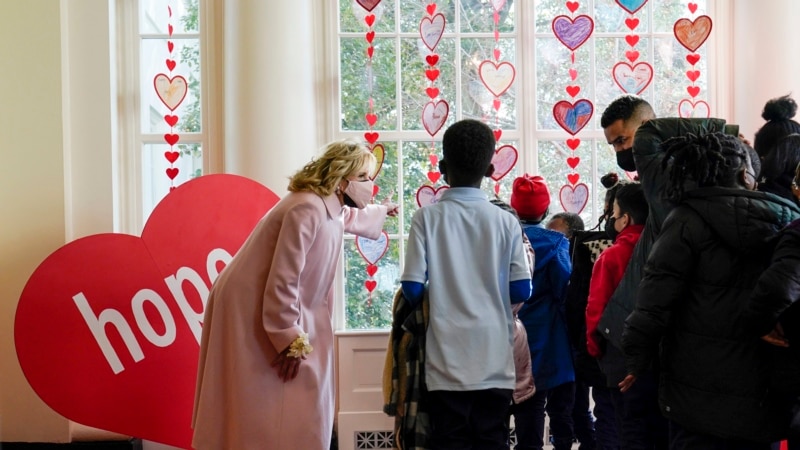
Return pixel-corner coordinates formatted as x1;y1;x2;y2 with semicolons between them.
366;264;378;277
552;15;594;51
364;14;375;27
686;54;700;65
678;99;710;118
154;74;188;112
365;132;379;144
687;86;700;97
164;134;180;146
166;168;179;180
490;145;518;182
422;100;449;136
567;156;580;169
426;3;436;15
425;69;440;81
625;17;640;30
566;85;581;97
420;13;446;51
164;151;179;163
625;50;640;63
625;35;639;47
164;115;179;127
416;185;449;208
686;70;700;82
356;0;382;12
494;129;503;141
478;61;516;97
490;0;507;11
356;231;389;265
566;1;580;13
559;183;589;213
688;2;698;13
569;68;578;80
365;280;377;292
566;138;581;150
426;87;440;99
673;16;712;52
427;171;441;184
567;173;580;185
370;144;385;180
615;0;648;15
429;153;439;166
167;41;174;53
612;62;653;95
165;59;176;72
365;113;378;127
426;54;439;66
553;100;594;135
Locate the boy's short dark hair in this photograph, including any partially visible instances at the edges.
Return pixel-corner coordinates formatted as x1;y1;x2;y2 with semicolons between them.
600;95;653;128
442;119;496;183
549;212;585;234
614;183;648;225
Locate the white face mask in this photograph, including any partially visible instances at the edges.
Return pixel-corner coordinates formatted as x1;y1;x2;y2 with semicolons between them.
343;179;374;209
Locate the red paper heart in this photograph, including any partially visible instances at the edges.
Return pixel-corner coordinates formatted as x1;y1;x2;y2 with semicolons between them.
164;134;180;146
566;1;579;13
426;3;436;15
490;145;518;182
625;17;640;30
612;62;654;95
168;24;173;36
365;31;375;44
566;138;581;150
426;87;440;99
494;129;503;141
366;264;378;277
425;69;440;81
356;0;382;12
567;156;580;169
372;184;380;197
493;99;502;111
686;70;700;82
426;54;439;66
166;167;180;180
14;175;280;448
365;132;379;144
365;14;375;27
429;154;439;166
365;280;377;292
167;41;174;53
625;35;639;47
365;113;378;127
686;54;701;65
367;46;374;58
166;59;176;72
567;173;580;185
427;171;441;184
625;50;640;63
164;115;179;127
687;86;701;97
566;85;581;97
674;16;712;52
688;2;698;13
164;151;179;163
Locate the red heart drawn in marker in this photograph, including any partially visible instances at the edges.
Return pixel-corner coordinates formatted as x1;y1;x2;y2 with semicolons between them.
356;0;382;12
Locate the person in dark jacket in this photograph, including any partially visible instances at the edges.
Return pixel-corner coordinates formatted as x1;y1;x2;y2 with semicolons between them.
745;162;800;450
622;132;800;449
759;133;800;200
753;95;800;162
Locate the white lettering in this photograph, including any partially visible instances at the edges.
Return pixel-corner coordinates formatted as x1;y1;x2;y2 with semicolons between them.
131;289;176;347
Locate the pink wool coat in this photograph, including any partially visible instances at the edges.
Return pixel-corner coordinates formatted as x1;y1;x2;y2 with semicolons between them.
192;191;388;450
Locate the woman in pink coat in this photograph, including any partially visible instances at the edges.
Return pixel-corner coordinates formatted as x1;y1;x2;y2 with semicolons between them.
192;140;397;450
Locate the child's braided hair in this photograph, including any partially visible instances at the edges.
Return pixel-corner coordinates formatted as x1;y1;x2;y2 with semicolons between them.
660;132;749;202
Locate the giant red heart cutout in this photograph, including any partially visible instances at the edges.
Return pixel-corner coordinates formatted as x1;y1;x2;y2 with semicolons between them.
14;174;280;449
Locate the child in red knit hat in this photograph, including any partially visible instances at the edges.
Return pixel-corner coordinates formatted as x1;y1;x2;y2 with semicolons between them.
510;174;551;221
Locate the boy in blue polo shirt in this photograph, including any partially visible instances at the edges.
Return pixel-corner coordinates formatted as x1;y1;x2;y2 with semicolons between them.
401;119;533;450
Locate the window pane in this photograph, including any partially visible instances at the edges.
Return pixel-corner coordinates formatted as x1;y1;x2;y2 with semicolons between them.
535;37;592;130
400;37;457;131
140;0;199;34
340;0;396;33
400;0;456;34
340;37;398;131
593;0;650;33
140;38;201;134
652;38;708;117
343;239;400;329
460;0;515;33
461;38;517;127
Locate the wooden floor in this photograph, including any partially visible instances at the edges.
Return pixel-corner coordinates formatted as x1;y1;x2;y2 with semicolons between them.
0;440;142;449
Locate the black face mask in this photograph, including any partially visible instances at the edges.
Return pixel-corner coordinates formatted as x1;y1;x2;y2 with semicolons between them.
616;148;636;172
604;216;620;241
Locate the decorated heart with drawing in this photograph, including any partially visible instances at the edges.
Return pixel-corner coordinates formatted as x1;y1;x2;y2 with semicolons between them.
612;62;653;95
479;61;516;98
422;100;449;136
559;183;589;214
356;231;389;265
552;15;594;51
674;15;712;52
416;185;449;208
553;100;594;135
154;74;188;112
491;145;518;182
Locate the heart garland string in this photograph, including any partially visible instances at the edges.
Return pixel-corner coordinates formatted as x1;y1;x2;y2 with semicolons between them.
611;0;653;96
419;3;448;195
153;5;187;192
356;0;384;301
551;1;593;213
675;4;712;118
478;0;518;195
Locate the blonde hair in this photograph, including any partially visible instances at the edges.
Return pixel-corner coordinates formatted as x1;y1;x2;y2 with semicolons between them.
288;139;375;196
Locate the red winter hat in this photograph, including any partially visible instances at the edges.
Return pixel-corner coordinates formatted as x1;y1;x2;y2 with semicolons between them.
510;174;550;220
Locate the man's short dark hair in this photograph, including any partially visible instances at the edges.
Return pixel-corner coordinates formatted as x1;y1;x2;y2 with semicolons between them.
601;95;653;129
442;119;495;183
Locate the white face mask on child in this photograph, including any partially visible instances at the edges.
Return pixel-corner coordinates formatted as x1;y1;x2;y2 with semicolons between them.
343;179;374;209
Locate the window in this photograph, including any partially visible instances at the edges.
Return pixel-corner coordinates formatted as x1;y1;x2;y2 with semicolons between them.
116;0;209;232
334;0;713;329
